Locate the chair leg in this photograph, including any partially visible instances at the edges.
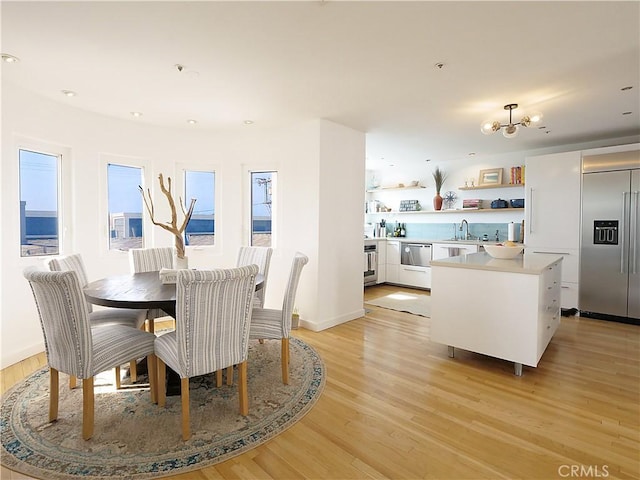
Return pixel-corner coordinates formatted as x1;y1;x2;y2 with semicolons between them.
49;367;59;422
181;378;190;441
115;366;122;389
147;354;158;404
258;339;265;345
238;361;248;416
216;370;223;387
82;377;94;440
130;360;137;383
157;359;167;408
147;318;155;334
226;366;234;386
69;375;77;389
281;338;289;385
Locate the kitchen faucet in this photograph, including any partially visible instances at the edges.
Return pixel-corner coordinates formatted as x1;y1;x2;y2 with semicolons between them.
459;219;469;240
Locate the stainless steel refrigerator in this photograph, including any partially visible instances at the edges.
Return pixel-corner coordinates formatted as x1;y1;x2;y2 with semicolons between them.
580;149;640;324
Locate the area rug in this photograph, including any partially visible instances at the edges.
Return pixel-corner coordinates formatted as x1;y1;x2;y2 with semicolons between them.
365;291;431;317
1;337;325;480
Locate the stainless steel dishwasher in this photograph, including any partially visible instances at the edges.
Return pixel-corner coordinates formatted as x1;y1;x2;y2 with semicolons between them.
401;243;432;267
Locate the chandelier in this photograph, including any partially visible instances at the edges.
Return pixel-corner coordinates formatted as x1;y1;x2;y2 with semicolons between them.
481;103;543;138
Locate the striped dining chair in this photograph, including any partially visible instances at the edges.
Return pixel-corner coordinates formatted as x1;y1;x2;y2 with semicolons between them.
24;267;158;440
236;246;273;308
128;247;174;333
45;253;147;386
249;252;308;384
155;265;258;441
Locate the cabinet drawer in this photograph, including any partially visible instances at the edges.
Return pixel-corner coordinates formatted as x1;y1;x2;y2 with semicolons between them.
526;247;579;283
398;266;431;289
560;282;578;310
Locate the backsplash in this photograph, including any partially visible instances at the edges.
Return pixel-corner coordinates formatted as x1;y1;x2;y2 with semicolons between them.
381;222;523;243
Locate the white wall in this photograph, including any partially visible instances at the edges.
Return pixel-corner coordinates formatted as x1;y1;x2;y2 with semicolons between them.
1;82;365;368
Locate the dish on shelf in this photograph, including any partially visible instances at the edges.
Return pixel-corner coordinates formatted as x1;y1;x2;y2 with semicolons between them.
484;243;524;259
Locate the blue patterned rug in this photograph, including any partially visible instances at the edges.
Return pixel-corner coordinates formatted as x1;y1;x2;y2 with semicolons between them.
1;337;325;479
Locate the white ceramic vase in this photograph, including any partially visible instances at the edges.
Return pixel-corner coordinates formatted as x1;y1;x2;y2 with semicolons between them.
173;255;189;269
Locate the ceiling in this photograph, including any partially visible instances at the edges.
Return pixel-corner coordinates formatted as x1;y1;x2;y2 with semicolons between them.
2;1;639;170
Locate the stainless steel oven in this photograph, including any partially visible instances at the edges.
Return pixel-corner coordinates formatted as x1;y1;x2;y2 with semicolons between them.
364;242;378;286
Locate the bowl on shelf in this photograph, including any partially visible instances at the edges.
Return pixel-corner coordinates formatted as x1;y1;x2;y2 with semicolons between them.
483;243;524;259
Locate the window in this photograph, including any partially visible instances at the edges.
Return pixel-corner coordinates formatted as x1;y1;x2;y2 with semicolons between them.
19;149;60;256
251;171;275;247
184;170;215;246
107;163;143;251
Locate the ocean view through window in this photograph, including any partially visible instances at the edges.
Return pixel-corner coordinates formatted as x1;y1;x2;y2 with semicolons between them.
185;170;215;246
107;163;143;251
19;149;59;256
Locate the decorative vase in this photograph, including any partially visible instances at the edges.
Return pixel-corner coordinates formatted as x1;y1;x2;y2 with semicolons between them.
173;255;189;269
433;193;443;211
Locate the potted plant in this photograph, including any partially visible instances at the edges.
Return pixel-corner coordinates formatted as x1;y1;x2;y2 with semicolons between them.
139;174;196;268
432;166;447;211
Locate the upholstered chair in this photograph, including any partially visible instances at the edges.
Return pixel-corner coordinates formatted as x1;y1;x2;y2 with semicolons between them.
155;265;258;441
128;247;174;333
236;246;273;308
45;253;147;385
249;252;308;384
23;267;158;440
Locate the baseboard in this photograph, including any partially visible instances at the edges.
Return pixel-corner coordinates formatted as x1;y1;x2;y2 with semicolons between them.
299;308;365;332
1;342;45;370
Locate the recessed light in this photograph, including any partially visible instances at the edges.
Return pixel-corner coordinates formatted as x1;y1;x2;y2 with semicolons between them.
187;119;198;124
1;53;20;63
243;120;254;125
468;152;476;156
130;111;143;117
61;90;76;97
622;111;632;115
621;86;633;91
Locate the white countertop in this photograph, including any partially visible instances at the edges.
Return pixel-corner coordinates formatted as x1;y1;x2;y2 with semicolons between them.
364;237;501;246
430;251;563;275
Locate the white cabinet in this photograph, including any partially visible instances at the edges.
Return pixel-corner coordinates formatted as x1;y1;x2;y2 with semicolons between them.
431;254;563;375
432;243;479;261
376;239;386;284
397;265;431;289
525;151;581;248
525;151;581;308
385;240;400;284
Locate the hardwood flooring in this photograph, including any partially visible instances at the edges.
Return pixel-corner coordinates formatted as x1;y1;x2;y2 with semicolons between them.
2;285;639;479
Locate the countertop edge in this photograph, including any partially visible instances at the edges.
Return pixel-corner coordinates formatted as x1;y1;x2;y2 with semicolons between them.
430;252;563;275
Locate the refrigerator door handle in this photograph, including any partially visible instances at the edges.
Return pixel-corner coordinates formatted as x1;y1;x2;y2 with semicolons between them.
632;191;639;275
621;191;629;274
528;188;534;234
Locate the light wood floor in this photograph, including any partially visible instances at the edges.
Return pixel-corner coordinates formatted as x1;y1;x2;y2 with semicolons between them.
2;285;639;480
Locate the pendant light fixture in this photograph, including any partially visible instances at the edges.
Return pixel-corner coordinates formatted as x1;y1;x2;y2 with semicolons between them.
481;104;543;138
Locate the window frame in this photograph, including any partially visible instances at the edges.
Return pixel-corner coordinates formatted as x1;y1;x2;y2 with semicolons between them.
176;162;221;255
16;139;71;259
100;154;150;255
246;168;277;248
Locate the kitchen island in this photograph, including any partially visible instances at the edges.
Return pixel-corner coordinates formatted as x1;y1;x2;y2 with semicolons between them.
430;251;563;375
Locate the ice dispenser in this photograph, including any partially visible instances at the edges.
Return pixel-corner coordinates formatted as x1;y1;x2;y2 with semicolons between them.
593;220;618;245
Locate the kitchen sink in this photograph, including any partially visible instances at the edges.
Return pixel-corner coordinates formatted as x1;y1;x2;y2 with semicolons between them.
447;238;481;243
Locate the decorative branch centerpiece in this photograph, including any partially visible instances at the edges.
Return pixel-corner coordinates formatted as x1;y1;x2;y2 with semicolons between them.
139;174;196;266
432;166;448;211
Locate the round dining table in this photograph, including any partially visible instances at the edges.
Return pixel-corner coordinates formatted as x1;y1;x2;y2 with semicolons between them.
84;271;264;318
84;270;264;396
